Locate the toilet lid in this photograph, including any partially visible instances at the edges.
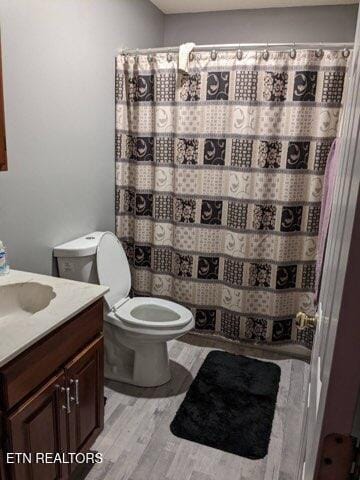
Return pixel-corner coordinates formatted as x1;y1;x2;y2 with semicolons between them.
96;232;131;309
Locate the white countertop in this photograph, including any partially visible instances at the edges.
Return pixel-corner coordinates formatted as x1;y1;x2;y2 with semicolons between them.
0;270;109;367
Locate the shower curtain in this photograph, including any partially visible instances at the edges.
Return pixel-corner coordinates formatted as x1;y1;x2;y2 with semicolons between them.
115;48;349;349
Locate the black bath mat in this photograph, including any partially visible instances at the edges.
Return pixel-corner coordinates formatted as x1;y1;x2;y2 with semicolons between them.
170;351;281;459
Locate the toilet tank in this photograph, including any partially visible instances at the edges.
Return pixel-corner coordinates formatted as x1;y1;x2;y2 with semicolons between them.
54;232;104;283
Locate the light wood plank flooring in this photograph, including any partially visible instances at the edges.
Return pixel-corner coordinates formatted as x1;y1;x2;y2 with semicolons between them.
75;334;309;480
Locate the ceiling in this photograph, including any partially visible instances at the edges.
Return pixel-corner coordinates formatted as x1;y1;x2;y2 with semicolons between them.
150;0;357;14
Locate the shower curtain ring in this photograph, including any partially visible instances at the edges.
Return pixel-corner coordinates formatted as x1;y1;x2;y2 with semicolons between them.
290;43;296;59
262;49;269;61
211;49;217;61
236;49;243;60
315;48;324;58
167;52;173;62
147;54;153;63
342;48;350;58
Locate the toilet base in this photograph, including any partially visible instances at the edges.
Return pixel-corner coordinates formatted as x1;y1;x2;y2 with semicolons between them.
104;322;171;387
133;342;171;387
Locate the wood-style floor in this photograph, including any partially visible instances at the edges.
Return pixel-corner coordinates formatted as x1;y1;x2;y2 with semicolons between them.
75;334;309;480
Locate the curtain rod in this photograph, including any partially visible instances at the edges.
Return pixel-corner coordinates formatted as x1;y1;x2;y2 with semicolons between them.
119;42;354;55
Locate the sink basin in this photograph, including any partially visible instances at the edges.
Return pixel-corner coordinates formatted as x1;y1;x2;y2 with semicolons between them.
0;282;56;321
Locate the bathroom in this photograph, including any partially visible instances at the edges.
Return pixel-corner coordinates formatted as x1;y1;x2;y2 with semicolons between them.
0;0;360;479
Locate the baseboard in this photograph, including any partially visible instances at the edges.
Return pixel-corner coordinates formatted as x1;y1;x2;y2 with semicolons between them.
183;331;311;362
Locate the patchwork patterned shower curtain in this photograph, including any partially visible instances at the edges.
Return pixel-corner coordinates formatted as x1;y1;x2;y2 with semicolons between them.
115;49;349;348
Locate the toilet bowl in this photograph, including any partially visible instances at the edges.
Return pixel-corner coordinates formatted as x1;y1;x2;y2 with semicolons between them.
105;298;193;387
54;231;194;387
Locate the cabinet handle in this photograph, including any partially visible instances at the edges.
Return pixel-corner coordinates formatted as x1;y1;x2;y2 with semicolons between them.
70;378;80;405
63;387;71;414
74;379;80;405
56;385;71;414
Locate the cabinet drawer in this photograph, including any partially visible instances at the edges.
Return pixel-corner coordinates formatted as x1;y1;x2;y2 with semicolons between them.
0;299;103;411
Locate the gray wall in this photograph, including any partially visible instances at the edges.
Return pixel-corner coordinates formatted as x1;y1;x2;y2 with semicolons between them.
0;0;164;275
164;4;358;45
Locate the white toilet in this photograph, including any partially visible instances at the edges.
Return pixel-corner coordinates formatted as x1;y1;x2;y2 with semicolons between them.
54;232;194;387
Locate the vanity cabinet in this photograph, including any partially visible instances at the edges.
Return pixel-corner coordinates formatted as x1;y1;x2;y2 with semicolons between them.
0;298;104;480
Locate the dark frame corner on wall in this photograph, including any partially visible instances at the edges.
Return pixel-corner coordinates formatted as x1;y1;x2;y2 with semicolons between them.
0;32;7;172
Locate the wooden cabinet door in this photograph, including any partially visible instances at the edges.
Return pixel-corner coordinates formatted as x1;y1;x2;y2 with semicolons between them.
0;412;6;480
7;372;67;480
66;336;104;473
0;454;4;480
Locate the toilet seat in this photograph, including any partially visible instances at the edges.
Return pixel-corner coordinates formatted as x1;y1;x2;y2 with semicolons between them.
114;297;193;329
96;232;193;333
